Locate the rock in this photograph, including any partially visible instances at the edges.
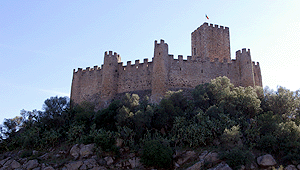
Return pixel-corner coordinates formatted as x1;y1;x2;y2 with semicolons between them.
128;157;141;168
32;167;41;170
249;162;258;170
285;165;297;170
174;162;180;168
83;158;98;169
186;159;205;170
55;154;61;158
199;150;209;160
257;154;277;167
104;157;114;166
116;161;130;168
39;153;50;160
0;165;10;170
79;164;87;170
32;150;39;156
208;162;232;170
90;166;107;170
23;159;39;170
204;152;220;164
80;144;95;158
115;138;123;148
43;167;55;170
297;164;300;170
64;161;83;170
3;159;13;167
176;151;197;165
97;158;107;166
70;144;81;160
10;160;21;169
0;157;11;166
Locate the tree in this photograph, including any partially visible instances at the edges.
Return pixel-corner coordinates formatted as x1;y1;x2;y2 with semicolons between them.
41;96;70;119
262;87;300;118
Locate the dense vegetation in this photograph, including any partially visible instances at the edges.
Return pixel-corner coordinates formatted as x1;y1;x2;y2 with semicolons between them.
1;76;300;169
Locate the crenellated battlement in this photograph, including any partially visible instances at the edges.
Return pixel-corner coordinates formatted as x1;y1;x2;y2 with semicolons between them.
236;48;250;55
73;65;101;73
192;22;229;34
71;22;262;109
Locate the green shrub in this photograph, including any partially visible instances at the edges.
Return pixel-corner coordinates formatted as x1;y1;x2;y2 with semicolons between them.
172;116;211;147
141;139;173;169
221;125;242;148
219;147;254;170
257;135;277;153
67;124;85;144
93;129;116;151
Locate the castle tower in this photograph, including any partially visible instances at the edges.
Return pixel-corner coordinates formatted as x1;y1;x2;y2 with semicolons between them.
191;23;230;62
151;39;169;103
101;51;121;104
236;49;255;87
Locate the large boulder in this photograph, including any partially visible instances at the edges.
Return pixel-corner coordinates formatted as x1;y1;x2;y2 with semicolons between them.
10;160;21;169
204;152;220;164
104;157;114;166
3;159;13;167
23;159;39;170
0;157;11;166
285;165;297;170
257;154;277;167
70;144;81;160
80;144;95;158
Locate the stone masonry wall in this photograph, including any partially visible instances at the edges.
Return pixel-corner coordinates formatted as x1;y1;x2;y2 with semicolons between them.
70;22;262;108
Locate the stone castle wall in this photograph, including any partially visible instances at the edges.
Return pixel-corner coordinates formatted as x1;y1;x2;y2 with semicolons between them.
71;23;262;108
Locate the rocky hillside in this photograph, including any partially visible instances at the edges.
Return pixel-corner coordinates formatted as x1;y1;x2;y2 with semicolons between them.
1;77;300;170
1;143;300;170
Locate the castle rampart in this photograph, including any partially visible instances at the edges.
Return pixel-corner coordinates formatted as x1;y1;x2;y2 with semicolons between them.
71;22;262;108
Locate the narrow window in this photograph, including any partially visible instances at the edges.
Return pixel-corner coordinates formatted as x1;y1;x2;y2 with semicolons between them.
201;69;203;73
194;48;196;55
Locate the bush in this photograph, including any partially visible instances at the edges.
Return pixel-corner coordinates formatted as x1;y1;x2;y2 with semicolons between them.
172;116;211;147
141;139;173;169
219;147;254;170
221;125;242;148
257;135;278;153
93;129;116;152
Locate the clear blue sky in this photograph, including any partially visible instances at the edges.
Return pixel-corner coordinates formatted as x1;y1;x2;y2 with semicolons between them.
1;0;299;124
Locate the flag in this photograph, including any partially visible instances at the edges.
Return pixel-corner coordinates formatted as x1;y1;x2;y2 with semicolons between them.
205;14;209;20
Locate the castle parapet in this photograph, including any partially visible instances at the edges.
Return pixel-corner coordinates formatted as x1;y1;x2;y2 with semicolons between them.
187;56;191;62
178;55;183;62
144;58;148;64
104;51;121;63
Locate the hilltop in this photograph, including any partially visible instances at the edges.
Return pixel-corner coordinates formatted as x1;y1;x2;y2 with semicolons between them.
1;76;300;170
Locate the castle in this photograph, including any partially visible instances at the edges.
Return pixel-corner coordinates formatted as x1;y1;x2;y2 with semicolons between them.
71;22;262;108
